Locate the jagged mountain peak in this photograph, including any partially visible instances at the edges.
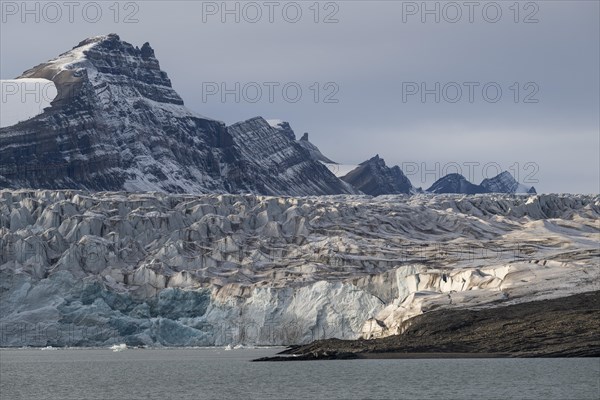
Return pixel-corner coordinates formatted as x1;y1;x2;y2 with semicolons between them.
71;33;154;58
427;173;486;194
19;33;184;109
267;119;295;141
481;170;536;194
73;34;157;62
2;34;541;197
437;172;466;181
342;155;413;195
360;154;383;165
140;42;155;58
0;34;355;196
427;171;536;194
75;32;120;47
23;33;135;76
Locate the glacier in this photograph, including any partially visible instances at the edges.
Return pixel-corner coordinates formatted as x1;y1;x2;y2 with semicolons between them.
1;190;597;347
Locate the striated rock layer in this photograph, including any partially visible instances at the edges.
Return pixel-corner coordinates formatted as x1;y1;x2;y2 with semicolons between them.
341;155;414;195
0;190;598;347
0;34;353;196
428;172;536;195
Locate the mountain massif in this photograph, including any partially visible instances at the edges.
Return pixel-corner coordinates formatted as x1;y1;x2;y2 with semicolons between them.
1;34;536;197
340;157;536;196
341;155;414;195
0;34;354;196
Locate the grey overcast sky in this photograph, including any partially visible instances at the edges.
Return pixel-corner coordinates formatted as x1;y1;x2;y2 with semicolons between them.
1;1;598;193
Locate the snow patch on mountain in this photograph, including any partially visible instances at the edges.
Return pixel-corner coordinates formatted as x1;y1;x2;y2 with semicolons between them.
45;40;99;72
0;79;57;128
321;164;360;178
266;119;284;128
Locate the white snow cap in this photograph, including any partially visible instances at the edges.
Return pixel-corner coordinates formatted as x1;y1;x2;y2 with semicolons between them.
266;119;284;128
0;79;57;128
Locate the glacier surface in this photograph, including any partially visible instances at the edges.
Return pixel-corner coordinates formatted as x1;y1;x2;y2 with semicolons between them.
0;190;598;347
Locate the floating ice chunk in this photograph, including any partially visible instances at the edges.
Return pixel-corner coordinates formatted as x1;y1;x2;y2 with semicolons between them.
110;344;127;352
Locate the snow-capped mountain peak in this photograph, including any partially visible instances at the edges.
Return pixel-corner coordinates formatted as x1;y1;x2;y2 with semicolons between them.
23;34;111;78
0;34;354;196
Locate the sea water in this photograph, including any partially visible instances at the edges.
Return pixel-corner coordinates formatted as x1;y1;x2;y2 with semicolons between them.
1;348;598;400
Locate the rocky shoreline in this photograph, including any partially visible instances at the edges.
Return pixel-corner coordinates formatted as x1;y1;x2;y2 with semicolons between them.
253;291;600;361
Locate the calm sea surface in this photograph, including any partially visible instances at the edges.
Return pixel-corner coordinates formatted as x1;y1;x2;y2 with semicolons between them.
1;348;598;400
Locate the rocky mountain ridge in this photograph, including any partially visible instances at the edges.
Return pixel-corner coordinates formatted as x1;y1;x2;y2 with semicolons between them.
341;155;414;195
341;157;536;196
0;34;354;196
2;34;539;197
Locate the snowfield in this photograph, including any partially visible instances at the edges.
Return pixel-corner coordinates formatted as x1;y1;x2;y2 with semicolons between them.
0;190;598;347
0;79;57;128
322;163;360;177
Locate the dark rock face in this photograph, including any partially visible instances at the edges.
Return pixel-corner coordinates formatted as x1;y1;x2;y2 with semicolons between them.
428;171;536;195
341;155;413;195
481;171;536;194
427;173;487;194
340;161;535;196
227;117;356;195
0;34;353;196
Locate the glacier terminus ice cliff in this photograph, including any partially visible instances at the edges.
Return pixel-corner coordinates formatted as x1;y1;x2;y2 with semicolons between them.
1;190;598;347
